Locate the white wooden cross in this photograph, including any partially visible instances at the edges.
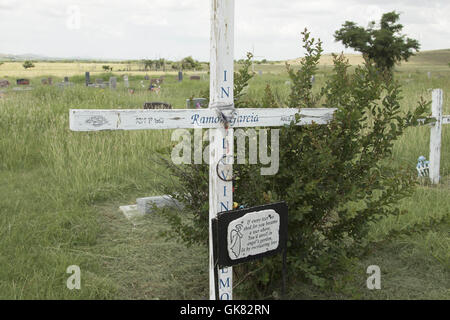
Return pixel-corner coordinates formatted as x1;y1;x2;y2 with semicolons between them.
69;0;336;300
428;89;448;184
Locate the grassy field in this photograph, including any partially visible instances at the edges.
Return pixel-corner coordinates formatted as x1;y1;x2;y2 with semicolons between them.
0;54;449;300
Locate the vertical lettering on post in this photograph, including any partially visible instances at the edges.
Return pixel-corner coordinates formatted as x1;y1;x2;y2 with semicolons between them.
209;0;235;301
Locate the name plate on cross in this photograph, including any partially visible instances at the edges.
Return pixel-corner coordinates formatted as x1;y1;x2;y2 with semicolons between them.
70;108;335;131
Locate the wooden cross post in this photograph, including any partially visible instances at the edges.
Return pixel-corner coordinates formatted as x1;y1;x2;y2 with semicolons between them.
429;89;449;184
208;0;235;301
69;0;336;300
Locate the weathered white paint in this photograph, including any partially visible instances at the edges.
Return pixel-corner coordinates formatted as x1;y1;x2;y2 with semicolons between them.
429;89;444;184
209;0;235;301
69;108;336;132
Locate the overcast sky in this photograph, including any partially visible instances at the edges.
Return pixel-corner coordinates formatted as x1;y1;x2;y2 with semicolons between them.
0;0;448;61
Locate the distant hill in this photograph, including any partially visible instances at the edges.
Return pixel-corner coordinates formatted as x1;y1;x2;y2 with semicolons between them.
0;53;52;61
406;49;450;66
288;49;450;66
0;53;112;62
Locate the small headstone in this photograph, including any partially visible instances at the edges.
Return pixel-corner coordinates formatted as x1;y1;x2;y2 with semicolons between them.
96;78;104;84
178;71;183;82
85;72;91;86
88;83;107;89
258;70;263;76
64;77;69;83
48;77;53;85
143;102;172;110
0;79;10;88
144;75;150;80
17;79;30;85
109;77;117;90
119;205;144;220
123;75;129;88
136;196;184;214
187;98;208;109
190;75;201;81
427;72;431;79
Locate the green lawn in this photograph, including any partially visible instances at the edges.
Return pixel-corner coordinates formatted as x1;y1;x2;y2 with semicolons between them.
0;66;449;299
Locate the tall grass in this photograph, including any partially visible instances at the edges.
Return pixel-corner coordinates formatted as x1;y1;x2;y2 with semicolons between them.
0;66;448;299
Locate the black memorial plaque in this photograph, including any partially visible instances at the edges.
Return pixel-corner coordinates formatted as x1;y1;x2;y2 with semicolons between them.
213;202;288;269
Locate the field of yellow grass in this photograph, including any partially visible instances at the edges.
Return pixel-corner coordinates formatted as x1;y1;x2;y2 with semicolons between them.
288;49;450;68
1;49;448;79
0;62;186;78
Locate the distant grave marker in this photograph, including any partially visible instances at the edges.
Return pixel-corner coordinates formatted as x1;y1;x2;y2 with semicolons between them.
137;196;184;214
151;78;161;85
190;75;201;81
85;72;91;86
89;78;107;88
0;79;10;88
187;98;208;109
41;77;53;85
17;79;30;85
143;102;172;110
57;77;74;88
178;71;183;82
109;77;117;90
12;87;33;91
123;75;129;88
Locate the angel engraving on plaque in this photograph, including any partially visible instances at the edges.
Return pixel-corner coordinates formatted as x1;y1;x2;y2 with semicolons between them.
229;224;244;259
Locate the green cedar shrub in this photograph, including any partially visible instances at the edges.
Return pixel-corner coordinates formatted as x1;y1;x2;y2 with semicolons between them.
154;29;429;299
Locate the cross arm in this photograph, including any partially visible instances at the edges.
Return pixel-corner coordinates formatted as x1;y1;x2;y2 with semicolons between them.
443;116;450;125
69;108;337;132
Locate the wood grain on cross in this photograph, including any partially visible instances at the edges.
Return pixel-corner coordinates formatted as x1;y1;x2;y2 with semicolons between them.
69;0;336;300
